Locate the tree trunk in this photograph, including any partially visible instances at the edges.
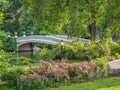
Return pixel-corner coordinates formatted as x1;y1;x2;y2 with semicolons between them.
89;9;97;41
91;20;97;41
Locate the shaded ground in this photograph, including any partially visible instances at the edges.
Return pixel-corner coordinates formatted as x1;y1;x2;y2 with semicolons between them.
108;73;120;78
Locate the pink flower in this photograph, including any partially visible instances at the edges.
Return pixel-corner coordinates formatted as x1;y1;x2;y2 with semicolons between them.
30;73;39;79
59;61;71;70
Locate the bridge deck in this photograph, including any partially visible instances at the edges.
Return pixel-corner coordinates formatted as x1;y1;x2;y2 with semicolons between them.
17;35;89;48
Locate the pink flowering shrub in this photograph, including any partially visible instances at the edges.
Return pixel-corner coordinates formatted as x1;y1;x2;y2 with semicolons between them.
59;60;71;70
72;62;91;77
20;60;105;88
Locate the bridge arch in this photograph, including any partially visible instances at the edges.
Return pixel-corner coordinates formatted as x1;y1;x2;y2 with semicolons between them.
17;39;57;48
16;35;88;51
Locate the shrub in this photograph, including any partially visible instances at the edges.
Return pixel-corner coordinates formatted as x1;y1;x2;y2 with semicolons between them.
34;41;120;61
0;40;3;49
8;57;36;66
95;57;108;77
35;48;52;60
0;50;8;61
17;57;32;65
110;43;120;55
69;62;91;82
3;37;16;52
63;44;75;59
0;61;10;77
1;67;28;88
0;50;16;63
0;31;16;51
0;31;7;46
19;60;106;89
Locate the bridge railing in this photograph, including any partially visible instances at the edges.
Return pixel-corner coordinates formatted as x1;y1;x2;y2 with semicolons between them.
17;35;89;48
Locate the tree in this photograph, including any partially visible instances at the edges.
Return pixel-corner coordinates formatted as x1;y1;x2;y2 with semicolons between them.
0;0;34;35
1;0;22;34
105;0;120;38
21;0;69;34
0;12;4;49
15;0;120;40
18;7;34;35
65;0;106;40
0;13;4;24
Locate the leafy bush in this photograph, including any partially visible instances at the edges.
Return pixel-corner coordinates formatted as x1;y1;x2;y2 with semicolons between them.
0;61;10;77
0;59;108;89
17;57;32;65
95;57;108;77
48;42;110;60
110;43;120;55
0;40;3;49
0;31;16;51
8;57;36;66
18;60;106;89
3;37;16;52
0;50;8;61
63;43;84;59
35;48;52;60
1;67;28;88
0;31;7;42
0;50;16;63
34;41;120;61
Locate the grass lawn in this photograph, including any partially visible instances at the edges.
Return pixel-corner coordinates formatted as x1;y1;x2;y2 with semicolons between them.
45;78;120;90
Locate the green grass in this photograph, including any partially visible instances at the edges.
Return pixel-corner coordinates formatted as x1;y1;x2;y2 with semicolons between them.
45;78;120;90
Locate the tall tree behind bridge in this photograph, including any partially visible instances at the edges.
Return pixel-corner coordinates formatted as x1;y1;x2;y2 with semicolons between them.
19;0;120;40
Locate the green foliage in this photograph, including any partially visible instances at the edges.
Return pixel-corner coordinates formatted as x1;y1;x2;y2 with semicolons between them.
63;42;85;59
20;0;120;40
0;31;7;41
95;57;108;77
85;41;110;59
17;57;33;65
1;67;28;88
2;0;21;34
0;61;10;77
8;56;36;66
1;0;33;35
105;0;120;38
3;37;16;51
110;43;120;55
0;13;4;25
63;44;75;59
35;48;52;60
0;30;16;51
35;41;120;61
49;42;85;60
18;6;34;35
0;0;10;12
0;40;3;49
0;50;8;61
1;0;120;40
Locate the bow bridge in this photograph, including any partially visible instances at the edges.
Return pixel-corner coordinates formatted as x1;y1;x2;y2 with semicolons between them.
17;35;88;52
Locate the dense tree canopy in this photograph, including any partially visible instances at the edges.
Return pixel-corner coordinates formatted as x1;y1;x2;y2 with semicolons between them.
0;0;120;40
0;12;3;22
21;0;120;40
0;0;34;35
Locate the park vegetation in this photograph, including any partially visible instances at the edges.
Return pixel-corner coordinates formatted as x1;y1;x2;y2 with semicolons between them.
0;0;120;90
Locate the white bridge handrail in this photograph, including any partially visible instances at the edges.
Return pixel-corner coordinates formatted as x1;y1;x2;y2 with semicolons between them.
17;35;89;48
